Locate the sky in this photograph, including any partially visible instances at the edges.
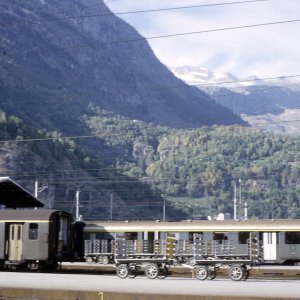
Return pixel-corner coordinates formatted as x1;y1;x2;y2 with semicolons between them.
106;0;300;79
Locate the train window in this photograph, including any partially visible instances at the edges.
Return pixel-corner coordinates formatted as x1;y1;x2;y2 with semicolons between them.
285;232;300;244
95;232;114;240
60;217;69;243
17;226;22;240
239;232;250;244
11;226;14;240
213;232;228;243
29;223;38;240
125;232;138;240
189;232;203;243
148;232;155;241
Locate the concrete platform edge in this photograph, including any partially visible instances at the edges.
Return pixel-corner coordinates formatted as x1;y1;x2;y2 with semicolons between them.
0;288;298;300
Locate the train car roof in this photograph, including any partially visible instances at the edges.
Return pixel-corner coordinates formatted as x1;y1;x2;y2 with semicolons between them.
0;177;44;208
84;219;300;232
0;209;68;221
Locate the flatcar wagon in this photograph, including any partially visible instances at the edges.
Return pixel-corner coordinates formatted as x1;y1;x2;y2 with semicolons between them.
0;209;74;271
83;219;300;280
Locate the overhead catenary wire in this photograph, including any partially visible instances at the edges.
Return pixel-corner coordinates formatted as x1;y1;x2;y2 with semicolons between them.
0;0;274;27
1;74;300;108
3;18;300;56
1;4;300;149
0;117;300;144
11;167;300;185
1;9;299;131
0;73;300;144
0;5;298;209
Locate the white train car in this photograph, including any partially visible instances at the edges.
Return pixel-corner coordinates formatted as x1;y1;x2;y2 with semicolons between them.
83;219;300;280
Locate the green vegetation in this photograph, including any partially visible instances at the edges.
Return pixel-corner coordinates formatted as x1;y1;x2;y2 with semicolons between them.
85;108;300;219
1;107;300;220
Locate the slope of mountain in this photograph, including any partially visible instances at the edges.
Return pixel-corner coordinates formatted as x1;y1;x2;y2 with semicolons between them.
242;109;300;135
0;0;243;131
172;66;300;116
0;0;244;219
2;1;300;220
0;109;165;220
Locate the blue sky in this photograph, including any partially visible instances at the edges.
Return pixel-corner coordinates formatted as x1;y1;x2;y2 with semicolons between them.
106;0;300;78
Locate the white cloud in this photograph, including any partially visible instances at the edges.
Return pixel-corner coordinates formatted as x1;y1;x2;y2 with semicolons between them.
107;0;300;78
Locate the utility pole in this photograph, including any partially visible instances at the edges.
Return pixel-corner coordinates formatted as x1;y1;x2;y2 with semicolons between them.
244;201;248;220
162;195;166;221
110;194;113;221
233;181;237;220
238;178;248;220
34;178;38;198
239;178;242;205
75;190;80;222
34;178;48;198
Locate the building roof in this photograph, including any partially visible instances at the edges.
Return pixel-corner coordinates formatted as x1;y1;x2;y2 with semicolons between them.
0;177;44;208
0;209;57;221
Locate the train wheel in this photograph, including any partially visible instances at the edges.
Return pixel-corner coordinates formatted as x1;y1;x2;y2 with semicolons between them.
188;258;196;266
207;269;217;280
128;270;137;278
128;264;138;279
96;256;103;264
144;263;159;279
116;264;129;279
172;259;179;266
158;266;168;279
228;265;244;281
242;269;249;281
101;256;109;265
85;256;93;264
195;266;208;280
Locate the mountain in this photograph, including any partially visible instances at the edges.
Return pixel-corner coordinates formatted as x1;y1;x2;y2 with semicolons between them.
0;0;244;219
2;1;299;220
172;66;300;116
0;0;244;130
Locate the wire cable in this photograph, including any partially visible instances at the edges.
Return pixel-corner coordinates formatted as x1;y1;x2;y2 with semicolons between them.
0;0;273;27
3;18;300;55
0;117;300;144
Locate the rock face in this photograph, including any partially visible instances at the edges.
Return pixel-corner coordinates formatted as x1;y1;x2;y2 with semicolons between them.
0;0;244;132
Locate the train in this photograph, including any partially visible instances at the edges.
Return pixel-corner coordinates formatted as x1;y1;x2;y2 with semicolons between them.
83;219;300;280
0;209;77;271
2;209;300;281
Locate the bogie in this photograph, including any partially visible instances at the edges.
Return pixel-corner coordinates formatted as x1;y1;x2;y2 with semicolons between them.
144;263;159;279
116;264;129;279
228;265;245;281
195;266;208;280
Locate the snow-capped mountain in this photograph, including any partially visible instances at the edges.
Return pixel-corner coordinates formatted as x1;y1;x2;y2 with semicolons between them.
174;66;238;84
172;66;300;134
172;66;300;114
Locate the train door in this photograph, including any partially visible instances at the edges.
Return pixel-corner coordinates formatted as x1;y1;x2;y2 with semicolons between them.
9;224;23;261
263;232;277;261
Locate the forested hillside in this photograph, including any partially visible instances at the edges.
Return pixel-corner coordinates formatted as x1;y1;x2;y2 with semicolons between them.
0;106;299;219
84;110;300;219
0;110;165;220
